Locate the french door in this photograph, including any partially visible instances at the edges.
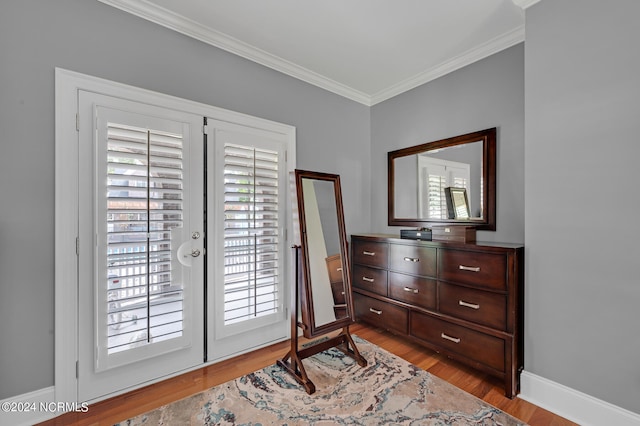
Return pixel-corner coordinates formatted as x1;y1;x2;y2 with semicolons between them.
57;70;295;404
77;91;204;401
206;120;291;361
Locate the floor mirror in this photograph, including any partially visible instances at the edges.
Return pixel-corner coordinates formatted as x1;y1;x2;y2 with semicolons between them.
278;169;366;394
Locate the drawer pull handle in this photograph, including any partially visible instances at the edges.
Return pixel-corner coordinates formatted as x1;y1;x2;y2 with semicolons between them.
459;300;480;310
336;267;343;272
363;251;376;256
403;256;419;262
362;276;375;282
459;265;481;272
404;287;419;294
441;333;461;344
369;308;383;315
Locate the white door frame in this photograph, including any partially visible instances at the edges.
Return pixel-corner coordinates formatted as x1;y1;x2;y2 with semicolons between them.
55;68;296;403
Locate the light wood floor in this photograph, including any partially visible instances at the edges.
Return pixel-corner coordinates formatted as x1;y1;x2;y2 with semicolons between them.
39;323;577;425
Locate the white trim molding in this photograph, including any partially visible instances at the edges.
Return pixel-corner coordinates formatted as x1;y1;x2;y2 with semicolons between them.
512;0;541;10
370;25;524;105
520;371;640;426
97;0;371;105
98;0;524;106
0;387;57;426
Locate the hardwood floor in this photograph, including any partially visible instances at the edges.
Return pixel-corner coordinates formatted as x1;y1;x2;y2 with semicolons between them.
38;323;577;425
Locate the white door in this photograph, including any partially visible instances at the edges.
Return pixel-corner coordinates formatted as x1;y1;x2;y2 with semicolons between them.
206;120;291;361
77;91;205;402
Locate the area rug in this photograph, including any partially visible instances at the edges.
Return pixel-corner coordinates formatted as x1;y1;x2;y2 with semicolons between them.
117;336;525;425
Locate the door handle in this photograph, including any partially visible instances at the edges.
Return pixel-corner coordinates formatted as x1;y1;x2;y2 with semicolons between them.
177;241;202;266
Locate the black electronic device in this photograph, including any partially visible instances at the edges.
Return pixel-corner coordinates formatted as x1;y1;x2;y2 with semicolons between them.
400;228;432;241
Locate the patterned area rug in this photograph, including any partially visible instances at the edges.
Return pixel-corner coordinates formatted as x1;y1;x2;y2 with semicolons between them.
117;336;525;425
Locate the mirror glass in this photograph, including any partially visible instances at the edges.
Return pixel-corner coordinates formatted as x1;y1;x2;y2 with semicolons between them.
301;178;347;327
295;170;353;337
388;128;496;230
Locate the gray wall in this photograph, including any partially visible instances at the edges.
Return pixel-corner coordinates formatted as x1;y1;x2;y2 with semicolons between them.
0;0;370;399
525;0;640;414
370;44;525;244
4;0;637;416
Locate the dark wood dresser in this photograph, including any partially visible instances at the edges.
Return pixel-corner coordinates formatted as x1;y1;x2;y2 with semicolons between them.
351;234;524;397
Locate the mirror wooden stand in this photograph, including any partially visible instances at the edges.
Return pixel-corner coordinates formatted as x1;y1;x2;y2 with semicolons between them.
277;170;366;394
278;247;366;394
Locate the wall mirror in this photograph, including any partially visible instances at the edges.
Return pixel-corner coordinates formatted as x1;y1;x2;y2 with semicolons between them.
388;127;496;230
278;169;366;394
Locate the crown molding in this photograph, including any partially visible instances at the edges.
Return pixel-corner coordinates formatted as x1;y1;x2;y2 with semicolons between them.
99;0;525;106
512;0;541;9
98;0;372;105
370;25;525;105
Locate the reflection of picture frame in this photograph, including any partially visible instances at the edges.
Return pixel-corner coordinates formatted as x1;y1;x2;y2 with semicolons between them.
445;187;470;219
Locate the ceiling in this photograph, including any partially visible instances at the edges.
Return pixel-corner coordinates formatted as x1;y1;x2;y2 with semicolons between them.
99;0;530;105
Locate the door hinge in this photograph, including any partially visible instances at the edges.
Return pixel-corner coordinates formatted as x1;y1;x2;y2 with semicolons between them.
203;124;208;134
75;361;79;378
75;237;79;256
76;113;79;131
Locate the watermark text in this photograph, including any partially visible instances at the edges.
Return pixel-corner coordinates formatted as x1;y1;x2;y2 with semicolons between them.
1;401;89;414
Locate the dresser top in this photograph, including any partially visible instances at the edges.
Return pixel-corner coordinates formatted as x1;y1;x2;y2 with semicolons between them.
351;233;524;250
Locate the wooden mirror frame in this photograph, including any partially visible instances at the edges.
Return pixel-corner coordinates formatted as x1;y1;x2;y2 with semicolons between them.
278;169;366;394
388;127;497;230
295;169;355;337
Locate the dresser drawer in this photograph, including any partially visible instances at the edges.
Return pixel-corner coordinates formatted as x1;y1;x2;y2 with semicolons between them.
439;249;507;291
352;240;388;268
389;244;437;277
354;293;408;335
325;253;344;284
389;272;436;310
352;264;388;296
410;311;505;372
330;281;346;304
439;283;507;330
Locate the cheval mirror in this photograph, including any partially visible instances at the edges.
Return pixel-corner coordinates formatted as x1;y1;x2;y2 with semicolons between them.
278;169;366;394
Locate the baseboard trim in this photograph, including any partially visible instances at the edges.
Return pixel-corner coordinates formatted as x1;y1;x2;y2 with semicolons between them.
520;371;640;426
0;386;57;426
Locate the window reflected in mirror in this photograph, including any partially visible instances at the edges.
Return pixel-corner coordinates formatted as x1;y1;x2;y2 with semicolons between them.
394;141;482;220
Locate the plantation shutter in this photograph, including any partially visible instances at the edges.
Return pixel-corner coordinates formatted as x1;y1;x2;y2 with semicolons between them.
452;176;468;188
420;158;471;220
105;122;185;355
427;172;448;219
222;144;280;325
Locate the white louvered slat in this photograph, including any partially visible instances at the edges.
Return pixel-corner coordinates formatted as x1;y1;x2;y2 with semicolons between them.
105;122;185;354
428;173;447;219
223;143;280;325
